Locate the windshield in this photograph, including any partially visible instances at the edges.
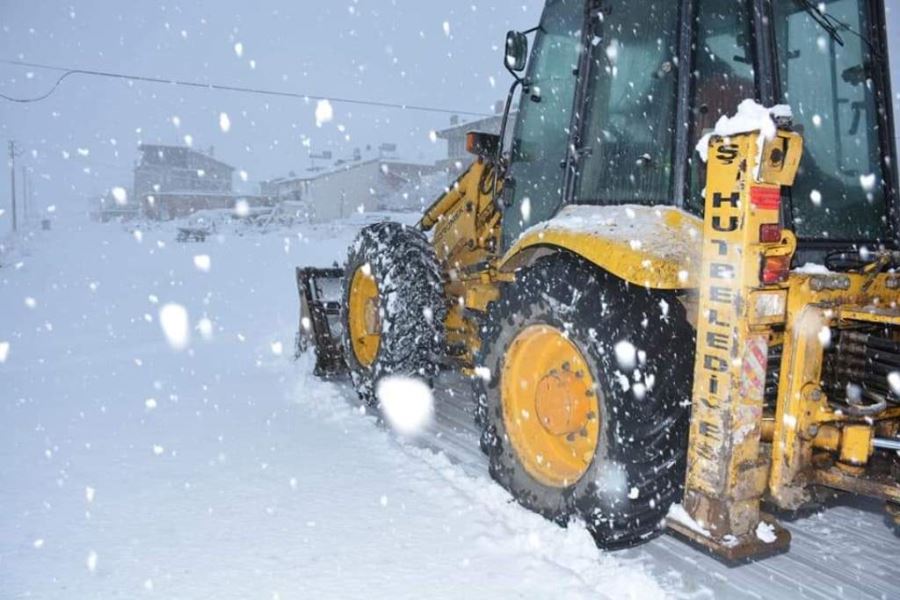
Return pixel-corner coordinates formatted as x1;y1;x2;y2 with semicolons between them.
774;0;892;242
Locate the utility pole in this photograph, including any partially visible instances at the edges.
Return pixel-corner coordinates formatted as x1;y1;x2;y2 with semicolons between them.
21;166;28;225
8;141;18;233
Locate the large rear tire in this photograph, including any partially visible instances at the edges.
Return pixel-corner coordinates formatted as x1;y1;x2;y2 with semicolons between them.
342;222;446;404
476;254;693;549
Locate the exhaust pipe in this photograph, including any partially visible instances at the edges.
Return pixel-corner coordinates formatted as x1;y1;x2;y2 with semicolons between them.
874;437;900;452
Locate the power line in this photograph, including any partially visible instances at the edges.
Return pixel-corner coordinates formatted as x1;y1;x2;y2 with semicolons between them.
0;59;493;118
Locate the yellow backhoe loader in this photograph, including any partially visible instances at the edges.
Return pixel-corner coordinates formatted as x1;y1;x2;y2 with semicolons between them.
296;0;900;560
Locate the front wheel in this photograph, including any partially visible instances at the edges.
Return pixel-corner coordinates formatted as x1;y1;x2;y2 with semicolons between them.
477;254;694;549
341;222;446;404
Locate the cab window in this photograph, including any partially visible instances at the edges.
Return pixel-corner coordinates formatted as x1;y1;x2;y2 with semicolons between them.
774;0;890;241
501;0;583;249
687;0;756;215
574;2;681;206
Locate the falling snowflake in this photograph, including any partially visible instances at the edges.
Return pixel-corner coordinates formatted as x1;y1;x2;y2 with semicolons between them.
315;99;334;127
193;255;211;273
219;112;231;133
159;303;190;351
196;318;214;340
112;187;128;205
86;550;98;573
520;197;532;223
889;372;900;397
859;173;877;192
614;340;637;370
376;376;434;436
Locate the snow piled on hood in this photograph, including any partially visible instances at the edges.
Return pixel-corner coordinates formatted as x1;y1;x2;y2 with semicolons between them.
520;204;701;266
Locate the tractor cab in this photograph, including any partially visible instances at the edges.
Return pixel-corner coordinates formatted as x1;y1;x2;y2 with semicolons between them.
499;0;898;261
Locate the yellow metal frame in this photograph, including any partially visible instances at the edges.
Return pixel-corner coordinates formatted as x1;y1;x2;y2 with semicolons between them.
678;126;900;558
682;130;803;543
769;275;900;507
419;159;505;367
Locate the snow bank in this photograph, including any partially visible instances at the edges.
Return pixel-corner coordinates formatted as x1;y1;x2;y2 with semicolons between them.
0;216;672;599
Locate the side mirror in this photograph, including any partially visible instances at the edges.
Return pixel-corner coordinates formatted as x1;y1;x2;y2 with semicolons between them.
505;31;529;73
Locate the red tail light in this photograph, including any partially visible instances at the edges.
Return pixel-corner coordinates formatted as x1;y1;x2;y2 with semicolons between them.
759;224;782;243
761;255;791;285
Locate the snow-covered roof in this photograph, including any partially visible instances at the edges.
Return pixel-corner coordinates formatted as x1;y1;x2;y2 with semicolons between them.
435;114;508;139
138;144;236;173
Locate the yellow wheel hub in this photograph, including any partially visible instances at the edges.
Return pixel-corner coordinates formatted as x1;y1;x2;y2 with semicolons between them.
501;324;600;488
348;266;381;367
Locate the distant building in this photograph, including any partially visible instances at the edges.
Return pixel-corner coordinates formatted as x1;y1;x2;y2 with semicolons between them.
89;190;140;223
135;144;251;220
262;175;313;207
303;159;441;222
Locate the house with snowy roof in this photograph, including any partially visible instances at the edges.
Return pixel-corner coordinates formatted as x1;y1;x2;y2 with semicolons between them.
134;144;250;220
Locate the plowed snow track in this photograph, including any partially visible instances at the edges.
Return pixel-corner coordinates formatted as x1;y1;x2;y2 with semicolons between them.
390;372;900;600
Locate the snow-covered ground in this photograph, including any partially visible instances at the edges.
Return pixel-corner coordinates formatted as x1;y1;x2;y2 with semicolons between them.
0;216;668;599
2;214;899;599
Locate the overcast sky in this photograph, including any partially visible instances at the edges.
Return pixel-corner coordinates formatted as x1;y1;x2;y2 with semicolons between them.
0;1;898;230
0;1;540;223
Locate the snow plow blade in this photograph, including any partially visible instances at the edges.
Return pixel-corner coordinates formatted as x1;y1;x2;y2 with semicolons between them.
295;267;347;377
